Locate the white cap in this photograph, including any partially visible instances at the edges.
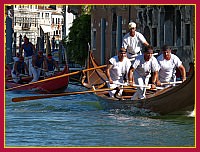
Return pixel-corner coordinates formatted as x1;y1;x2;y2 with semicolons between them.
128;22;136;29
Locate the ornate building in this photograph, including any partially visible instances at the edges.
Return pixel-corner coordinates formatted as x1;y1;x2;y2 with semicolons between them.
5;5;68;65
136;5;195;71
91;5;195;71
13;5;64;54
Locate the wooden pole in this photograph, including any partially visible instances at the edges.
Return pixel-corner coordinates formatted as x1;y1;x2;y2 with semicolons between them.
12;87;117;102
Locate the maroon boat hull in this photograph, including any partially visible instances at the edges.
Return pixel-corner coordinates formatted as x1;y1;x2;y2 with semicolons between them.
6;65;69;92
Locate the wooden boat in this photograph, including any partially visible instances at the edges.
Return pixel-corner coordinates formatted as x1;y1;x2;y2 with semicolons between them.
81;51;195;115
5;65;69;93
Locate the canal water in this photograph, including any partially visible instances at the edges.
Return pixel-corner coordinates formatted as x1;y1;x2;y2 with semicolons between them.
5;82;195;147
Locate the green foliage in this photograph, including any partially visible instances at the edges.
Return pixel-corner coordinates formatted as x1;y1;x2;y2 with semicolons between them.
81;5;91;15
64;14;91;65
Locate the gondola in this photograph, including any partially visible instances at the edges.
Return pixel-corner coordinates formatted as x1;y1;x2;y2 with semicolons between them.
81;51;195;115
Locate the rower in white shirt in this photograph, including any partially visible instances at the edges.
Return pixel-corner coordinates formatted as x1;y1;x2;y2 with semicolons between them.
128;45;160;100
106;48;131;98
156;45;186;85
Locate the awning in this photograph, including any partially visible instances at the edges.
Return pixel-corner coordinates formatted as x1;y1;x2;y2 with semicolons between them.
40;25;53;33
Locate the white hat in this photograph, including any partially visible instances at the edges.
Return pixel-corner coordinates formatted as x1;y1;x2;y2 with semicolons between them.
128;22;136;29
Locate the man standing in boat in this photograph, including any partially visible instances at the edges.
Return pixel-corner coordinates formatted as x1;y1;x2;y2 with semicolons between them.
122;22;149;59
31;50;48;82
20;36;36;76
156;45;186;85
106;48;131;98
11;56;29;84
128;45;159;100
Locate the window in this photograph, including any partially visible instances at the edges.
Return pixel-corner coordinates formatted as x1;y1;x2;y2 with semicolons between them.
152;28;157;46
14;17;16;26
112;13;117;31
185;24;190;45
122;30;126;37
45;13;49;18
92;30;96;50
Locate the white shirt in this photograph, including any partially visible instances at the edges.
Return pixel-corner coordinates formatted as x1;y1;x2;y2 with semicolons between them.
109;56;131;81
12;57;20;72
132;54;159;78
122;31;147;58
157;54;182;82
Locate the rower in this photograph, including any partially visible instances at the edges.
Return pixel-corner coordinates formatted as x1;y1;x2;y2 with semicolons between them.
8;53;20;78
106;48;131;98
156;45;186;87
31;50;48;82
45;53;60;77
11;56;29;84
128;45;160;100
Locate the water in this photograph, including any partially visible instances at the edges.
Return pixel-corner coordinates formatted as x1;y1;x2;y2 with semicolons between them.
5;82;195;147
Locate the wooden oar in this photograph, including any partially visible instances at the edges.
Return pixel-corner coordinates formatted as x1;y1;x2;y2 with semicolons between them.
113;82;164;90
161;81;182;85
6;65;107;91
12;87;120;102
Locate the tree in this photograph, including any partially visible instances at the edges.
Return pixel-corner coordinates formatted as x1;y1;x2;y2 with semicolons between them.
63;14;91;66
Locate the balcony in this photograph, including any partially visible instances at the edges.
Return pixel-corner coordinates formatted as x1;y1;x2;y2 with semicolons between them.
22;23;30;30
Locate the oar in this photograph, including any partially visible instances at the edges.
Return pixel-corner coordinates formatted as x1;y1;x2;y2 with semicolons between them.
12;87;119;102
161;81;182;85
113;82;164;90
6;65;107;91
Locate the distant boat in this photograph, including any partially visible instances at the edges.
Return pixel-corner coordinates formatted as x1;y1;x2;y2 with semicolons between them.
81;51;195;115
5;65;69;93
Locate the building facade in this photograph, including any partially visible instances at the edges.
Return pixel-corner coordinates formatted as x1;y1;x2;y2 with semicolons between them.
91;5;195;71
91;5;137;65
5;5;75;65
13;5;39;46
136;5;195;71
13;5;64;53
